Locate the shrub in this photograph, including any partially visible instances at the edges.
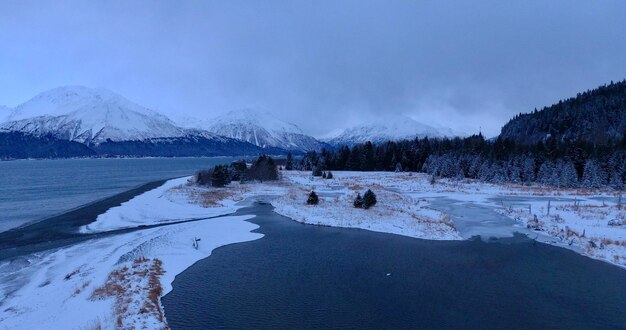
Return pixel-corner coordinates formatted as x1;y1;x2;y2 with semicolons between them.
353;193;364;208
326;171;333;179
322;171;327;178
307;191;319;205
363;189;377;209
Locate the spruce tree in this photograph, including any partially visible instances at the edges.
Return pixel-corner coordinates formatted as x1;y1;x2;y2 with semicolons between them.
307;191;319;205
363;189;377;209
312;166;323;177
353;193;364;208
211;165;231;187
285;152;294;170
559;161;579;188
537;161;555;186
582;159;606;189
326;171;333;179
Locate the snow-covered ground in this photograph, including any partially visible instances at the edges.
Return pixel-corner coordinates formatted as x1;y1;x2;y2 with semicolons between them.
82;172;460;241
2;170;624;329
82;170;626;268
497;197;626;268
273;172;460;240
0;211;261;329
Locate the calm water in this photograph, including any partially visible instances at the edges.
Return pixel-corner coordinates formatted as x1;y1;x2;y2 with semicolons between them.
162;203;626;329
0;157;239;232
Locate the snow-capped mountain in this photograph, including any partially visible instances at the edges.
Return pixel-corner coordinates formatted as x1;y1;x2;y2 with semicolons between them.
326;115;459;146
0;86;187;145
179;109;328;153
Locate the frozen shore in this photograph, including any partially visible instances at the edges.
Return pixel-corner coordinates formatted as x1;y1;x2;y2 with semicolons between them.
1;170;624;329
0;185;263;329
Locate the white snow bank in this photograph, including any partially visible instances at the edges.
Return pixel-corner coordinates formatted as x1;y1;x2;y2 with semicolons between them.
0;214;261;329
81;177;246;233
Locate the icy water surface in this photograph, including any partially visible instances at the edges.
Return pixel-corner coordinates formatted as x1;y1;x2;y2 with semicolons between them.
162;202;626;329
0;157;238;232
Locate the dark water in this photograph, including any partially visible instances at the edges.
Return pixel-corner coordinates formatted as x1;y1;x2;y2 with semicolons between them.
162;203;626;330
0;157;239;232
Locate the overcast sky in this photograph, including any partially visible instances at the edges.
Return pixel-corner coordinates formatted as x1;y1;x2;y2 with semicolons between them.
1;0;626;137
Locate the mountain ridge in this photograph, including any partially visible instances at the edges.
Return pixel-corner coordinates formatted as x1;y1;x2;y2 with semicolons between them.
325;115;459;146
499;80;626;144
178;109;329;153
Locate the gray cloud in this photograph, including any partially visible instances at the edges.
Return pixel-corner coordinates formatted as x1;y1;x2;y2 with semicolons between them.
1;0;625;137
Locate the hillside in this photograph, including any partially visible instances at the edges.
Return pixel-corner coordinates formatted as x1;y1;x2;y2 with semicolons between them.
500;80;626;144
0;131;96;160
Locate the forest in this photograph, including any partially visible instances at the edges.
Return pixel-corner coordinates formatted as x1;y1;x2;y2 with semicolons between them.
295;132;626;189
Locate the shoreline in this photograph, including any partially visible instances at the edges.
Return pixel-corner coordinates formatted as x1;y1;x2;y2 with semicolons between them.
1;171;624;329
0;178;264;329
0;179;170;260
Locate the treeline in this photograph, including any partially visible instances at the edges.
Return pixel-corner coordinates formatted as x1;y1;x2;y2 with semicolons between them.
196;155;279;187
295;134;626;189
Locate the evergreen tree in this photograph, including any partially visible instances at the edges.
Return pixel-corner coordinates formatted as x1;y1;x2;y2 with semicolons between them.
307;191;319;205
582;159;606;189
210;165;231;187
522;157;536;184
326;171;333;179
537;161;555;186
558;160;578;188
362;141;375;171
285;152;294;170
363;189;377;209
248;155;279;182
353;193;364;208
508;164;522;184
322;171;327;178
312;166;323;177
347;146;362;170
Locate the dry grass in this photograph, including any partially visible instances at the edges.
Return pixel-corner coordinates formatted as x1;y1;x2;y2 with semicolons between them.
347;184;363;191
91;258;169;330
198;189;236;207
601;239;626;247
73;281;91;296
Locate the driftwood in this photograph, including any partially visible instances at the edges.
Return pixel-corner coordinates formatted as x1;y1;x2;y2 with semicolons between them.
192;237;202;249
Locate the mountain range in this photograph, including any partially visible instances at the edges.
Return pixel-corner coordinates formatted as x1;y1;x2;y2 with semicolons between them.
177;109;329;153
324;115;460;146
0;86;461;159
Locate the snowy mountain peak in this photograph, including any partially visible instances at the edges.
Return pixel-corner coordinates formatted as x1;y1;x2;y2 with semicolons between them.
326;115;458;146
9;86;165;121
1;86;185;144
178;109;326;152
212;109;304;134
